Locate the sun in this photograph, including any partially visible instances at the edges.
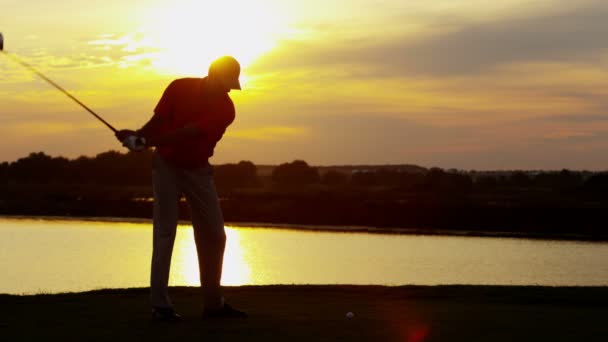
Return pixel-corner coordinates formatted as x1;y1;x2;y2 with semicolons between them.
143;0;290;78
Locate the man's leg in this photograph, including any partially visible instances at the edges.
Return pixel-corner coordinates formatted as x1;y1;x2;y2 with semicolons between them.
180;163;226;309
150;154;180;309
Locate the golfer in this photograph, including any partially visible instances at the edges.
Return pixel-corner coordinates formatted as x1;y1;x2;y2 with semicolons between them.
116;56;246;321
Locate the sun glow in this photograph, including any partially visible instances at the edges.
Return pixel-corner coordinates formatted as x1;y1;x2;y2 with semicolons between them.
143;0;291;77
171;226;251;286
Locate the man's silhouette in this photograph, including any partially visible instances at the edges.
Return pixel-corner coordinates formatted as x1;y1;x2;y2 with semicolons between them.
116;56;246;321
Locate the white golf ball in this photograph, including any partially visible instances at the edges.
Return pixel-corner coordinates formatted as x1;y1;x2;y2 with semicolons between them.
346;312;354;319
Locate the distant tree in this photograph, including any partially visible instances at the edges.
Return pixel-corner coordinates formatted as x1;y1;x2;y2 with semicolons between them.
582;172;608;196
395;171;425;190
92;150;130;185
8;152;70;183
474;174;498;189
68;150;153;186
423;168;472;193
534;169;583;191
448;171;473;193
67;155;96;184
351;170;377;186
509;171;532;187
272;160;320;187
3;150;150;186
376;169;401;186
214;160;260;191
321;170;349;186
423;167;446;190
351;169;425;189
557;169;583;190
0;161;8;183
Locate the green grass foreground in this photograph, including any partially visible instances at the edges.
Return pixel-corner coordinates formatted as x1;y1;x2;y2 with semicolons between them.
1;285;607;341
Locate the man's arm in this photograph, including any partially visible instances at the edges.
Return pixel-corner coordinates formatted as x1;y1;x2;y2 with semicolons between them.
116;79;184;149
115;111;165;143
116;115;206;148
144;123;203;147
114;112;163;143
137;113;162;140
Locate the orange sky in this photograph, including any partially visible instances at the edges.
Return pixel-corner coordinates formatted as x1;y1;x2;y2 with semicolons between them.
1;0;607;170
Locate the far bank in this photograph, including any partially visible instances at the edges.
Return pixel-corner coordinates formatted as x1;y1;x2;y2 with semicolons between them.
2;214;607;242
1;183;607;242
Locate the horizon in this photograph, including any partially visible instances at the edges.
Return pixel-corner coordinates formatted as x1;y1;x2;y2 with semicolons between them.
2;149;604;173
2;0;608;170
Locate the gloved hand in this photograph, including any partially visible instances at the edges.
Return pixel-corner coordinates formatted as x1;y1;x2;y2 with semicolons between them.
122;135;147;152
115;129;137;142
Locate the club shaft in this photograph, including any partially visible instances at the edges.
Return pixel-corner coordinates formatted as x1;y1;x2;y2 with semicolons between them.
2;51;118;133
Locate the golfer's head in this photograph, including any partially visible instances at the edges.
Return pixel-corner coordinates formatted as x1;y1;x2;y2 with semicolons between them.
208;56;241;92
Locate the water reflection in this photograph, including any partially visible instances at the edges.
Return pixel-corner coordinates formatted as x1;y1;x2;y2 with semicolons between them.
171;226;252;286
1;217;607;295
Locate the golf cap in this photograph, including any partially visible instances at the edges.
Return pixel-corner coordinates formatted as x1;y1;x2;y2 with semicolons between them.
209;56;241;90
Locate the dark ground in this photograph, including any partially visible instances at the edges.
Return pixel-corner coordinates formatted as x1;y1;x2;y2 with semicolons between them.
1;285;606;341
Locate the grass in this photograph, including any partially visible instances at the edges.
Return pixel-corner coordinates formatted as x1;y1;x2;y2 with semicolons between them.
1;285;607;341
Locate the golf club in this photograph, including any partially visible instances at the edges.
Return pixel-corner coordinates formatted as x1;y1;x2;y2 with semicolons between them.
0;32;118;133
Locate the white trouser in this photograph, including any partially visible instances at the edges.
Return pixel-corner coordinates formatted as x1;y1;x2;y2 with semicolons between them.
150;153;226;309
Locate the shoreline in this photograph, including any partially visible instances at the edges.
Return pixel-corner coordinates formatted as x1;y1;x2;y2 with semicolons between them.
2;214;606;242
3;284;608;297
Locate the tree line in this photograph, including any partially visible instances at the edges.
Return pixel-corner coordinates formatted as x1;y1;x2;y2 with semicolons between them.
1;150;607;238
1;151;607;196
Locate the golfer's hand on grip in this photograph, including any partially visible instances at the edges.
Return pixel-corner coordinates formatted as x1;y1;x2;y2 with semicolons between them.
115;129;137;142
122;135;146;152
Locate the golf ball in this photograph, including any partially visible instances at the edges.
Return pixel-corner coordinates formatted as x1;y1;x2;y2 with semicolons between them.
346;312;354;319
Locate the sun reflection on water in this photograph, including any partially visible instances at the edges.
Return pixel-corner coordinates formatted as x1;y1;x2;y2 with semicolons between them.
170;225;251;286
1;218;608;295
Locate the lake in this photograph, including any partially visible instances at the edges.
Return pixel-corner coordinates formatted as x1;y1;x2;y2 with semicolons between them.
0;217;607;294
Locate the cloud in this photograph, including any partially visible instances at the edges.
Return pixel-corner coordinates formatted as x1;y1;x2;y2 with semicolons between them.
542;130;597;141
530;113;608;123
250;1;608;77
396;1;608;75
226;126;309;141
0;32;162;85
243;60;608;129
